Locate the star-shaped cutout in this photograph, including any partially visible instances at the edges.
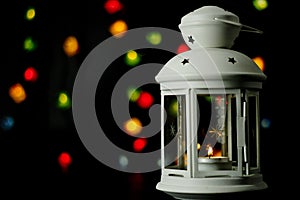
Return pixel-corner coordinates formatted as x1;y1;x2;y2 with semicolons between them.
188;35;194;44
228;57;237;64
181;58;189;65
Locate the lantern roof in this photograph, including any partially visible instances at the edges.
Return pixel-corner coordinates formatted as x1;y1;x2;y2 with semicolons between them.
155;48;266;89
156;5;266;89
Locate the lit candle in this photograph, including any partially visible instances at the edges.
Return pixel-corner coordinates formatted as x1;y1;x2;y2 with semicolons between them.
198;156;231;171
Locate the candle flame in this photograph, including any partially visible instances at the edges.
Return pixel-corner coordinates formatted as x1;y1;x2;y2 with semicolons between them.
207;145;213;157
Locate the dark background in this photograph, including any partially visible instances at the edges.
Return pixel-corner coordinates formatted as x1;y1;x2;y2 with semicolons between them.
0;0;290;199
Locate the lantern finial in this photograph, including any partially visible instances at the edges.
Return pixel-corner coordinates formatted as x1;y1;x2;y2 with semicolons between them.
179;6;262;49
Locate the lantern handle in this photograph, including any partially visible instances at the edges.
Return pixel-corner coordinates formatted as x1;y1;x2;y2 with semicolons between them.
214;17;263;34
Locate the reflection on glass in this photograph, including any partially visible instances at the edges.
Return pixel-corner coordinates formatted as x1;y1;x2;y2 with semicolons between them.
197;94;233;171
164;95;187;170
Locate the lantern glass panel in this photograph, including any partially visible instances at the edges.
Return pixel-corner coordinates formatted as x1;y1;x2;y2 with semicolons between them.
247;94;259;169
164;95;187;170
197;93;235;171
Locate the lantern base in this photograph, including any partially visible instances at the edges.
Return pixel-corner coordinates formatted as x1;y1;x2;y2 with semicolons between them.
162;190;267;200
156;173;267;200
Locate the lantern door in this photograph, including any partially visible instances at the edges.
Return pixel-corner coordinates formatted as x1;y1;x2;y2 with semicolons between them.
244;89;262;174
161;89;192;178
190;89;263;177
191;89;238;177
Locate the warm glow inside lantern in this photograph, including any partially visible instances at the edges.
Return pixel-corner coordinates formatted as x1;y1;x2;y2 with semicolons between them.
155;6;268;200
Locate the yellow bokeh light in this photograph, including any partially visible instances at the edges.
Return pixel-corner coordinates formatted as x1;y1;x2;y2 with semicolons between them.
9;83;26;104
63;36;79;57
109;20;128;38
252;56;265;72
169;100;178;117
57;92;71;109
127;50;138;60
124;118;142;136
26;8;35;20
125;50;141;66
59;93;68;104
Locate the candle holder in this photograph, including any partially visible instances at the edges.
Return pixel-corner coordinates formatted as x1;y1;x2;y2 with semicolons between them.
155;6;268;200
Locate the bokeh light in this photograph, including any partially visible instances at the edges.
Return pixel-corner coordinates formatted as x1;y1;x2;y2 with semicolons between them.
261;118;271;129
25;7;35;21
9;83;27;104
137;91;154;109
104;0;123;14
58;151;72;173
145;31;162;45
119;155;129;169
57;92;71;109
125;50;141;66
168;99;178;117
133;138;147;152
124;117;142;136
127;87;141;102
253;0;268;11
0;116;15;131
253;56;265;71
24;36;37;52
63;36;79;57
177;43;190;54
109;20;128;38
24;66;38;82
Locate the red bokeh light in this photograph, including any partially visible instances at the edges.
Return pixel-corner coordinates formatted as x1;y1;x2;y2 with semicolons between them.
58;151;72;172
177;43;190;54
133;138;147;152
104;0;123;14
24;67;38;82
137;91;154;109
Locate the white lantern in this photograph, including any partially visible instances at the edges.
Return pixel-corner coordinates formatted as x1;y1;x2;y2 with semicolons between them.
155;6;268;200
